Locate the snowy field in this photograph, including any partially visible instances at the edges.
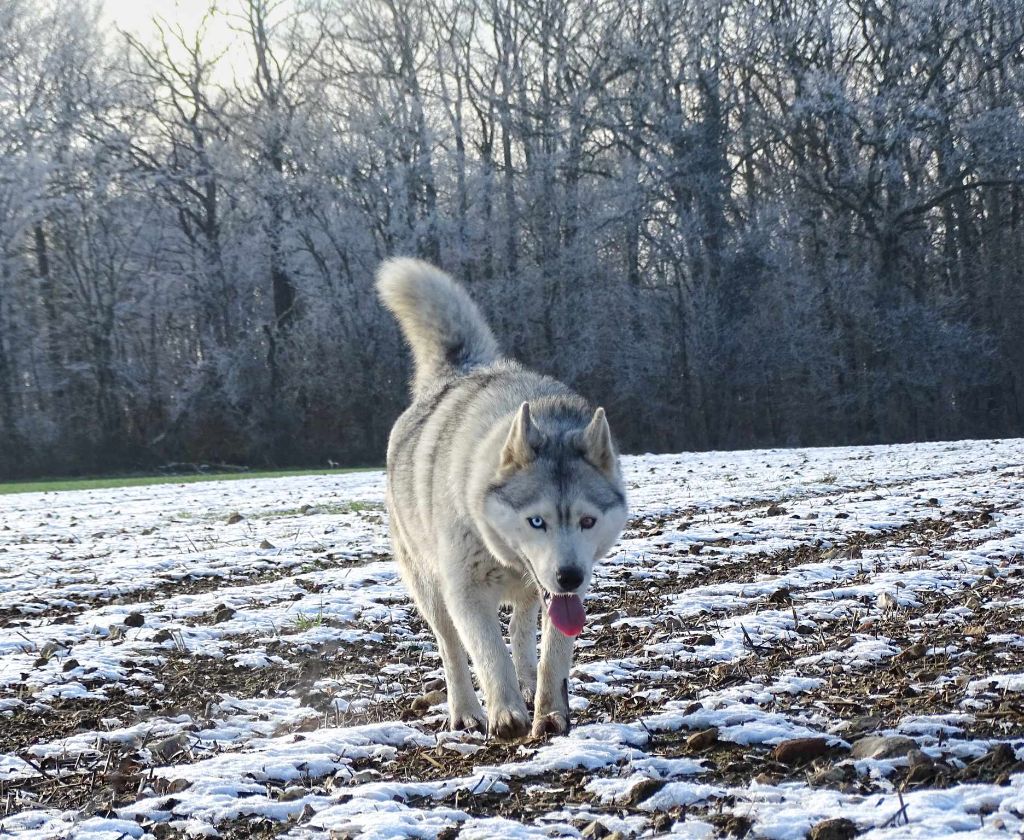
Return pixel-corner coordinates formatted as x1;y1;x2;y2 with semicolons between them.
2;440;1024;839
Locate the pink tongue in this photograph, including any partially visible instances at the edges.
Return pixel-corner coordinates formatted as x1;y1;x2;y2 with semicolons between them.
547;594;586;637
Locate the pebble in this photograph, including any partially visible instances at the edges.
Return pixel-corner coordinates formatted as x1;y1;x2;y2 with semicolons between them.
850;734;918;760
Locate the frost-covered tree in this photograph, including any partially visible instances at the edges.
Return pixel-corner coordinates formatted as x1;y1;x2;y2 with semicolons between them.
1;0;1022;478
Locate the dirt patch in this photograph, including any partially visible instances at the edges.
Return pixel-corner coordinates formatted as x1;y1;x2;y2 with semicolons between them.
0;552;390;628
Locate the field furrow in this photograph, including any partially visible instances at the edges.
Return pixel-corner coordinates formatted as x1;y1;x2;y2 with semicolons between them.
2;440;1023;839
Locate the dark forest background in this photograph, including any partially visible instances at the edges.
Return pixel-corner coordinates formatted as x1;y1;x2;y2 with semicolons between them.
1;0;1023;479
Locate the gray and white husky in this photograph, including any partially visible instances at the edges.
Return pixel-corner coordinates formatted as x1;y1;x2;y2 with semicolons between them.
377;258;628;739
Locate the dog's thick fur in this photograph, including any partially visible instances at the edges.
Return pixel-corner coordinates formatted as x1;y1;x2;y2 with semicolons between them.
378;258;628;739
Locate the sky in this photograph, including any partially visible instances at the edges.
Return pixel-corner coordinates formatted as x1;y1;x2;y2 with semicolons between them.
104;0;234;41
101;0;252;81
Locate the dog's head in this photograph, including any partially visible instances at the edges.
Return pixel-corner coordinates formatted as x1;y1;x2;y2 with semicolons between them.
482;402;628;633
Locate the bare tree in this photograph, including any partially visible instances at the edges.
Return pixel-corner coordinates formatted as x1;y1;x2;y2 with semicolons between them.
1;0;1022;478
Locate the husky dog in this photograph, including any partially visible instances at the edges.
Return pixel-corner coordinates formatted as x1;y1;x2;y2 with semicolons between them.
377;258;628;739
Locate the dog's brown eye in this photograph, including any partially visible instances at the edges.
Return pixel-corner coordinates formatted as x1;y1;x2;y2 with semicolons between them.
580;516;596;530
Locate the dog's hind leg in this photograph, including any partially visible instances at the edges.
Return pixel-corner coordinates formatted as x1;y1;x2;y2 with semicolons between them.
427;601;487;733
396;546;485;732
509;591;539;705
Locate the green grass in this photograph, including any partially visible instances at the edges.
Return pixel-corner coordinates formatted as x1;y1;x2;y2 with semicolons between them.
0;466;379;496
289;608;326;632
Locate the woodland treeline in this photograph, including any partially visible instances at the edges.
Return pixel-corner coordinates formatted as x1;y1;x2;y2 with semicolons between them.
1;0;1023;478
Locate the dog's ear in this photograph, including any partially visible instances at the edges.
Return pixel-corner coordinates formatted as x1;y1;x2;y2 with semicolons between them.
500;402;543;470
582;407;616;474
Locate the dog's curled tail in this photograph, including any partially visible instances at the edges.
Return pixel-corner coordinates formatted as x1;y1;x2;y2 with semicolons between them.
377;258;500;397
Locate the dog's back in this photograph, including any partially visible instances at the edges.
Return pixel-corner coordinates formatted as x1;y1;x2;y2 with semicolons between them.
378;259;582;552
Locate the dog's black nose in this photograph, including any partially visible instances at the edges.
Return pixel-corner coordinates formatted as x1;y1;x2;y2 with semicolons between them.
555;566;583;592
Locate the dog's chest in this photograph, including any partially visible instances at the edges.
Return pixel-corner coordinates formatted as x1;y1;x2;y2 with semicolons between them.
469;554;508;587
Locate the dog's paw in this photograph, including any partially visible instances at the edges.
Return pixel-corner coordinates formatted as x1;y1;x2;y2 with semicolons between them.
488;704;531;741
531;710;569;739
449;709;487;734
520;680;537;709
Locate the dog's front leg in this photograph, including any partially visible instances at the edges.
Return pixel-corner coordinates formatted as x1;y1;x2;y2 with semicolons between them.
532;612;573;737
441;577;530;740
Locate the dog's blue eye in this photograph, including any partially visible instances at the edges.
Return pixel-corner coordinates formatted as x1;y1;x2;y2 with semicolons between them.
527;516;546;530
